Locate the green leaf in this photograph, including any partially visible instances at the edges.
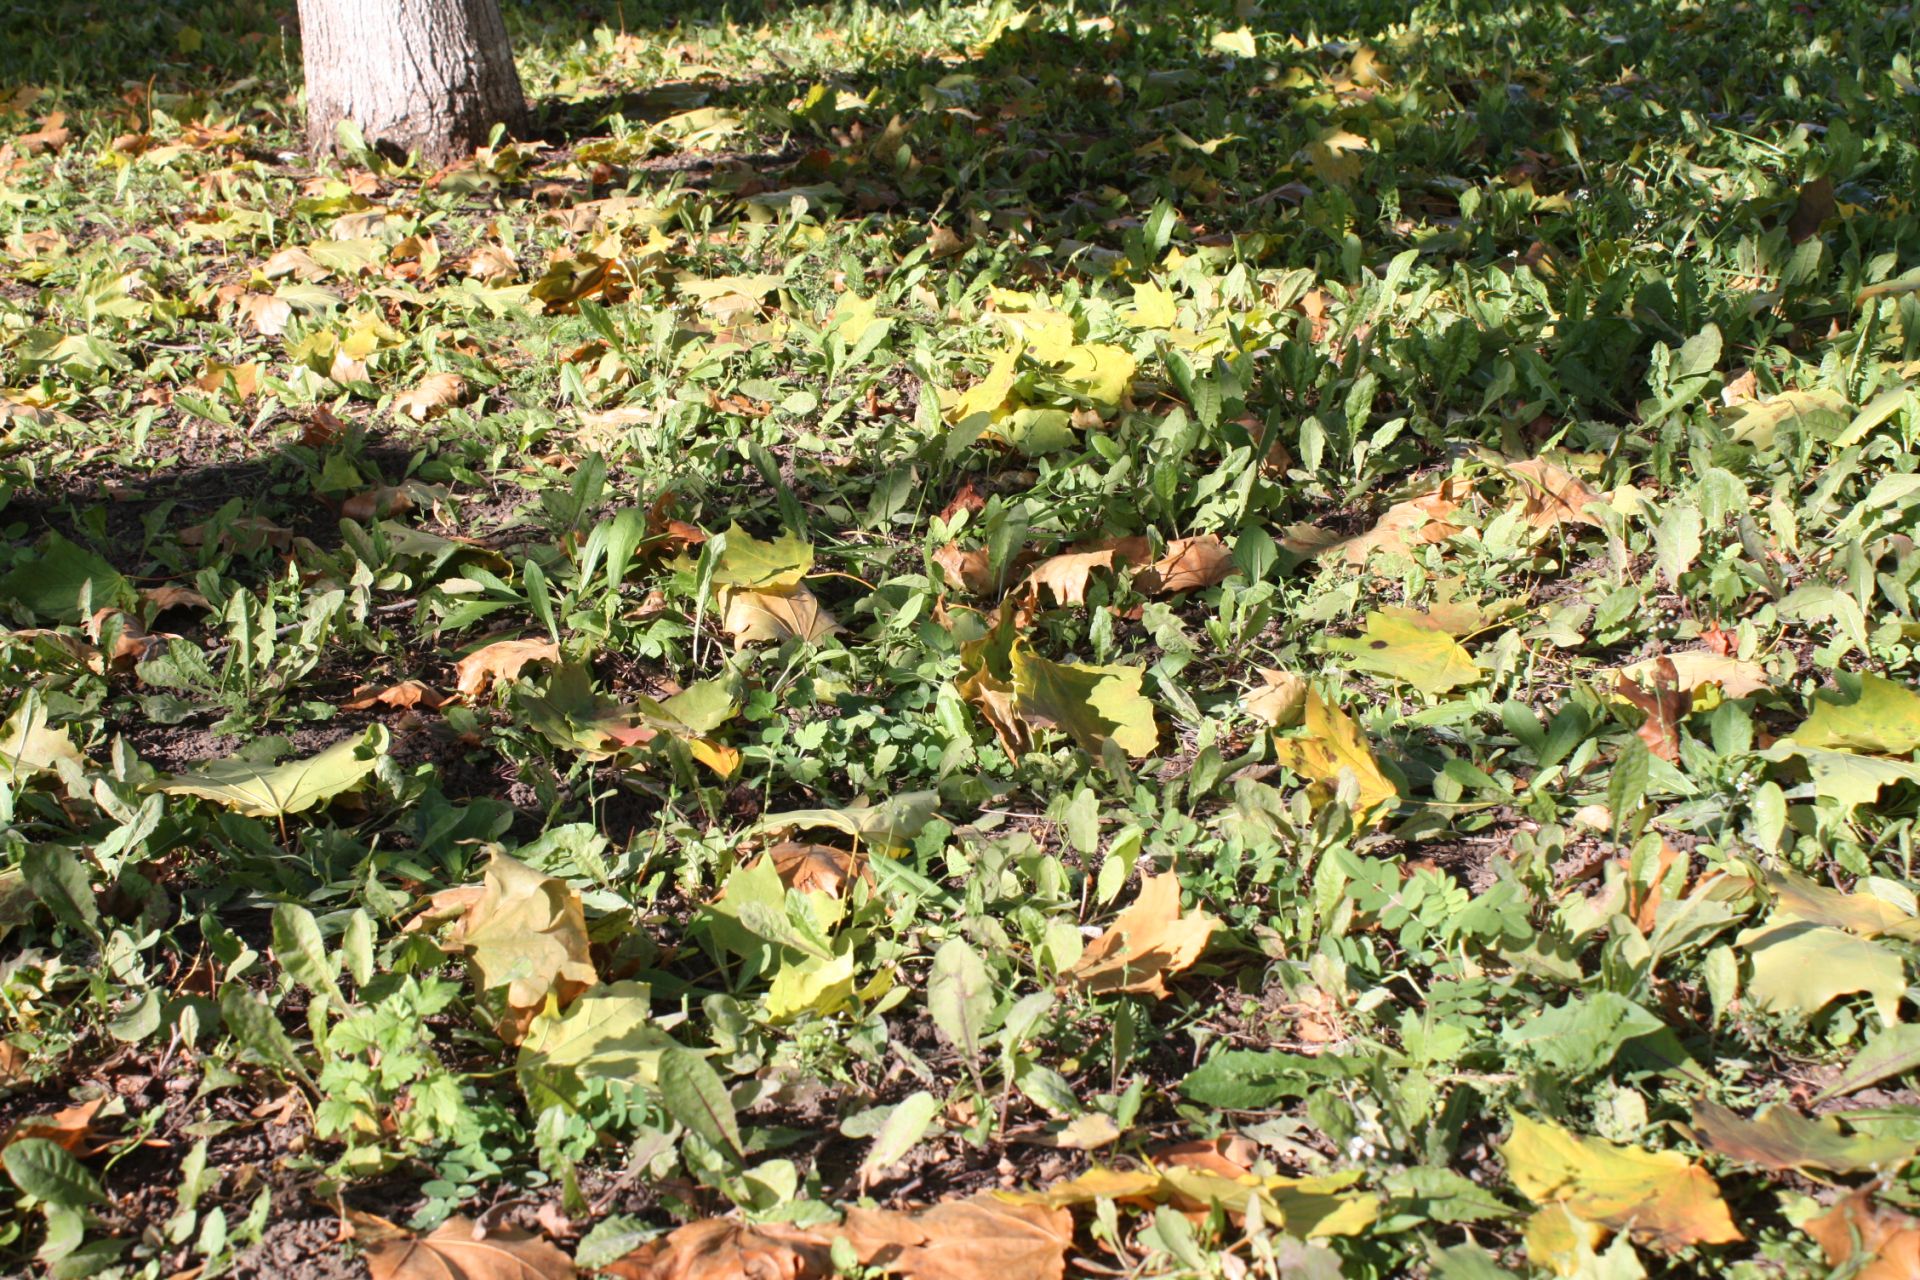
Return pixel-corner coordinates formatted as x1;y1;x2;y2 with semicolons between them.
1760;740;1920;810
148;725;388;818
1181;1049;1371;1109
1328;609;1482;696
1791;674;1920;755
658;1044;742;1161
517;981;674;1113
1502;993;1692;1079
0;534;133;621
1383;1166;1514;1224
927;938;993;1062
1738;920;1907;1025
21;845;98;937
861;1089;942;1178
219;986;308;1082
3;1139;105;1207
751;791;939;852
271;903;342;1002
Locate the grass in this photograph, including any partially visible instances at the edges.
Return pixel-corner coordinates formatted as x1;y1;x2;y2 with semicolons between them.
4;0;1920;1275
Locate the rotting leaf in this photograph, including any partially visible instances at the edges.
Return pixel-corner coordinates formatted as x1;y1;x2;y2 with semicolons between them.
1499;1114;1741;1251
1069;872;1219;998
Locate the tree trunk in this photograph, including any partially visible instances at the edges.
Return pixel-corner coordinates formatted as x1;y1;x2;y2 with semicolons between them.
297;0;527;166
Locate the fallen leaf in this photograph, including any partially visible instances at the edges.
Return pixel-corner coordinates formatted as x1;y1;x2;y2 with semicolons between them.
147;725;388;818
1009;643;1157;758
1019;538;1148;607
1738;919;1906;1025
18;113;70;155
1788;175;1836;244
1791;674;1920;755
1770;868;1920;941
467;242;519;282
932;543;997;594
194;360;261;400
1614;650;1768;699
453;638;560;700
393;372;471;422
341;486;415;521
1615;657;1690;763
761;842;867;897
452;851;597;1043
1504;457;1606;530
600;1218;831;1280
1500;1114;1741;1251
837;1197;1073;1280
1270;688;1398;825
1069;872;1220;998
178;514;292;554
1243;669;1308;727
1689;1100;1916;1174
710;524;813;591
719;585;838;646
3;1097;103;1155
1806;1191;1920;1280
1328;609;1482;696
1134;533;1238;595
363;1214;574;1280
140;584;210;613
341;680;445;712
1323;480;1467;566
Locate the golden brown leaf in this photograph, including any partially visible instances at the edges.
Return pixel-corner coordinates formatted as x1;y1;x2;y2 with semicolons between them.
836;1197;1073;1280
1615;657;1691;763
1270;688;1398;824
600;1218;831;1280
393;372;471;422
1806;1191;1920;1280
719;585;838;646
140;584;210;613
1501;1114;1740;1252
1019;538;1148;607
341;680;445;712
932;544;997;595
341;486;416;522
3;1096;104;1155
1323;480;1466;566
762;842;867;897
1134;534;1238;595
18;113;70;155
178;514;293;554
1243;669;1308;728
1068;872;1219;998
362;1214;573;1280
452;638;560;700
1505;457;1606;530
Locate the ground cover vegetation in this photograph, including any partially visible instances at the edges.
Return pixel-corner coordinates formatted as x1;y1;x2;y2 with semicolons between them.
3;0;1920;1275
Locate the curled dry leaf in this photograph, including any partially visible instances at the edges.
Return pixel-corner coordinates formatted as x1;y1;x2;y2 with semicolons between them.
140;584;210;613
835;1198;1073;1280
361;1213;574;1280
1615;656;1691;763
393;372;471;422
600;1218;833;1280
1614;650;1768;699
179;514;292;554
1243;668;1309;727
1069;872;1219;998
2;1096;104;1155
453;638;561;700
467;242;519;282
1020;538;1148;607
1505;457;1606;530
341;680;445;712
18;113;71;155
932;543;997;595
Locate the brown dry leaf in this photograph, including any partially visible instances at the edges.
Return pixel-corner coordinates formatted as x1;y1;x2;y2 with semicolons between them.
1243;669;1308;728
194;360;261;400
1135;534;1238;595
762;842;868;897
234;292;294;336
1324;480;1466;566
1615;657;1691;763
18;113;70;155
302;405;347;448
932;544;997;595
1068;872;1220;998
719;586;838;647
937;480;987;524
467;242;519;282
85;608;151;665
1614;650;1768;699
393;372;471;422
3;1096;104;1154
341;486;415;521
362;1214;573;1280
1020;538;1148;607
1155;1134;1261;1180
342;680;446;712
599;1218;831;1280
1721;369;1760;406
0;1043;26;1085
1788;175;1837;245
141;584;210;613
453;638;560;700
1631;839;1685;933
837;1197;1073;1280
1806;1191;1920;1280
1506;457;1606;530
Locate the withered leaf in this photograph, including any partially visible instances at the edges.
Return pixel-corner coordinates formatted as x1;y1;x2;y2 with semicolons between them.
453;638;561;700
362;1213;574;1280
1069;872;1219;998
1615;656;1691;763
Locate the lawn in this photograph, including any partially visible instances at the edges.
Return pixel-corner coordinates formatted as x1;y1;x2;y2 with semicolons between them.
3;0;1920;1276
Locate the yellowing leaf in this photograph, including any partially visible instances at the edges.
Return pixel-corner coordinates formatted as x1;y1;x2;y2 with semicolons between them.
766;946;857;1019
1270;689;1397;824
455;851;597;1043
1328;609;1482;696
1069;872;1219;998
1615;650;1769;699
1012;643;1157;758
516;981;673;1113
1499;1114;1741;1251
148;725;387;818
1689;1100;1917;1175
362;1214;573;1280
1243;669;1308;728
1738;920;1906;1025
453;638;560;700
1792;674;1920;755
711;523;813;591
0;699;85;785
1119;282;1178;329
1770;868;1920;941
946;347;1020;424
1054;342;1135;411
719;584;838;646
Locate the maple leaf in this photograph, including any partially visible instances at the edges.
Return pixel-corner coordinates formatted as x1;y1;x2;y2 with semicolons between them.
1270;688;1398;825
1615;657;1690;763
836;1197;1074;1280
1320;479;1467;566
719;585;838;646
1504;457;1606;530
932;543;998;594
1019;538;1147;607
762;841;867;897
1500;1114;1741;1251
1069;872;1219;998
1134;534;1239;595
453;638;561;700
600;1218;831;1280
341;680;445;712
361;1213;574;1280
1806;1191;1920;1280
1243;668;1308;727
449;851;597;1044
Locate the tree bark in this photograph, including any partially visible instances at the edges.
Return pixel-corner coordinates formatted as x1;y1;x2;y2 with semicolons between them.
297;0;527;166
